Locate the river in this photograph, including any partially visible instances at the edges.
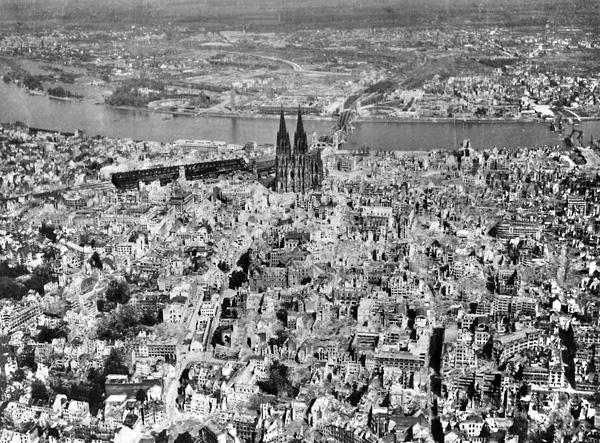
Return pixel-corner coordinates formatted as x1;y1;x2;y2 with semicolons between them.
2;81;600;151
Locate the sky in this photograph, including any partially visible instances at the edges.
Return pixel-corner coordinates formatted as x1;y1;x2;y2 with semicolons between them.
0;0;584;26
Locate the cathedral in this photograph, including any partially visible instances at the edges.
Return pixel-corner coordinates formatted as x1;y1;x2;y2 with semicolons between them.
275;108;324;193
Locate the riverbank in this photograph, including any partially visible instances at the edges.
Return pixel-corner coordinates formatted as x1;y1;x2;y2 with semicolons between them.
4;80;600;150
13;79;600;125
105;103;600;124
102;103;548;124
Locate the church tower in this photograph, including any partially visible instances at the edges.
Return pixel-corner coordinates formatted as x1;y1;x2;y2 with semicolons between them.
275;108;291;193
293;107;308;154
275;107;323;194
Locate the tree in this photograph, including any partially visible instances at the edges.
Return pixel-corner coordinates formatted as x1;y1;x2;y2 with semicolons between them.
31;380;50;401
115;305;140;330
211;326;226;347
18;350;36;370
0;277;27;301
105;280;130;304
90;252;103;270
37;325;68;343
27;264;55;294
140;311;159;326
42;246;57;261
11;368;25;382
97;305;141;340
229;270;248;289
0;261;28;278
218;261;230;273
96;299;113;313
104;348;129;377
47;86;81;99
23;75;43;91
257;361;297;397
135;388;147;403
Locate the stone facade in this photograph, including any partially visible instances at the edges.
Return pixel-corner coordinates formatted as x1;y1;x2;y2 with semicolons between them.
275;108;323;193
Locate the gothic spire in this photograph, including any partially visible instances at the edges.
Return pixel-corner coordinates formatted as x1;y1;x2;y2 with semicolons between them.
276;106;291;156
296;106;304;139
278;106;287;138
294;106;308;154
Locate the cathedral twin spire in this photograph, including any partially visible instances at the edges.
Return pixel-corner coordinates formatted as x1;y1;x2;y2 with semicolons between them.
276;107;291;157
275;107;322;193
276;107;308;158
293;107;308;154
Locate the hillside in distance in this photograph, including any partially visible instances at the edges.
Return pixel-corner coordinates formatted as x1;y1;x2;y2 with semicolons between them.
1;0;597;30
